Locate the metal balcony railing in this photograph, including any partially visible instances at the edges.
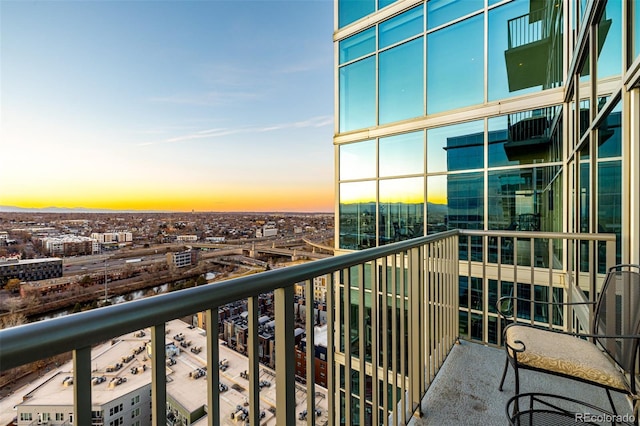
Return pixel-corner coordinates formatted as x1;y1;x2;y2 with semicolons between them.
0;230;617;426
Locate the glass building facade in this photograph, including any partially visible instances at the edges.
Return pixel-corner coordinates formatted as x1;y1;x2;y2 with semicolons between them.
334;0;640;424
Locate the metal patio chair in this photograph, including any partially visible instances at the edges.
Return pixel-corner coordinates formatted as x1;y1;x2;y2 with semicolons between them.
497;264;640;420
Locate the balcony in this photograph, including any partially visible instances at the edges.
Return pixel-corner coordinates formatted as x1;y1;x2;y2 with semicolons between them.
0;230;635;425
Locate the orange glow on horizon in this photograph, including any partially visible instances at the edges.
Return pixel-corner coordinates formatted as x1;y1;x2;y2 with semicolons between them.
2;185;334;213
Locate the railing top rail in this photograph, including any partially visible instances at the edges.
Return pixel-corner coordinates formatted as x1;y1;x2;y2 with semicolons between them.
0;230;459;371
459;230;617;242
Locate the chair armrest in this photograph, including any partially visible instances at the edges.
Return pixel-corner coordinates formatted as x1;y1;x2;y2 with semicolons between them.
496;295;596;322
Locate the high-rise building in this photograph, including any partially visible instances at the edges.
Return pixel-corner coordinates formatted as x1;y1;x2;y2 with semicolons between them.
333;0;640;423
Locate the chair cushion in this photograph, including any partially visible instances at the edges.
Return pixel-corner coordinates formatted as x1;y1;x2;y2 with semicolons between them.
505;325;629;391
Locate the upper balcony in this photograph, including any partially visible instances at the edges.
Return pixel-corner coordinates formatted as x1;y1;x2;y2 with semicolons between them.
0;229;635;426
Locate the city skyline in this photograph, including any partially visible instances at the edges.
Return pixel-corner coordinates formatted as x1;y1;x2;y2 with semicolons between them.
1;0;334;213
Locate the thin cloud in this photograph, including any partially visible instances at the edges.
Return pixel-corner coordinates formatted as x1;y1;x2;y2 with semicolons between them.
149;90;261;106
259;115;333;131
138;115;333;147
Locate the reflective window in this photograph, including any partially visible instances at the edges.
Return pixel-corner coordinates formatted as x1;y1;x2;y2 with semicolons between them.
597;0;622;79
579;98;590;137
597;102;622;266
339;56;376;132
379;177;424;245
379;5;423;49
339;181;376;249
428;172;483;233
427;0;483;30
598;161;621;265
427;175;448;234
340;140;376;180
379;0;398;9
579;146;590;233
427;14;483;114
339;0;375;28
598;100;622;158
340;27;376;64
446;172;484;230
488;106;562;167
488;0;563;101
427;120;483;173
379;37;424;124
488;166;562;232
379;131;424;177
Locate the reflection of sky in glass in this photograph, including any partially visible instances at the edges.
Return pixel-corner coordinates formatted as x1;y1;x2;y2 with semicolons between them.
340;140;376;180
597;0;621;78
379;177;424;204
379;37;424;124
339;56;375;132
338;0;374;28
427;175;447;205
488;0;540;101
379;0;398;8
427;0;483;30
427;14;483;114
340;180;376;204
340;27;375;64
379;131;424;177
379;5;423;49
427;120;483;172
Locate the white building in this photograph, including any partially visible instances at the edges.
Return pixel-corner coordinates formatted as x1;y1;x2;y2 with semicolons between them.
15;336;152;426
256;223;278;238
176;235;198;242
167;250;196;268
91;232;133;244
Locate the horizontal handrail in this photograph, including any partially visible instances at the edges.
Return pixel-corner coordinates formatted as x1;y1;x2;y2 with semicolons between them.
0;230;459;371
459;230;616;242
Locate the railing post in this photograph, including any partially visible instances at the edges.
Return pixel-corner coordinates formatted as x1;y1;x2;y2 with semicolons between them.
381;256;389;426
151;323;166;426
206;308;220;426
248;296;260;426
357;263;366;426
73;346;91;426
305;279;316;426
409;247;422;416
343;267;352;426
326;272;335;426
369;260;379;426
275;285;296;426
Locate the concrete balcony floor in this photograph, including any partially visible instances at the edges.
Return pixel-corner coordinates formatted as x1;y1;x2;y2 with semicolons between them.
412;341;634;425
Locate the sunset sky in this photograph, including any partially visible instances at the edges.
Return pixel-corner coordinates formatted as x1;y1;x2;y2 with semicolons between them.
1;0;334;212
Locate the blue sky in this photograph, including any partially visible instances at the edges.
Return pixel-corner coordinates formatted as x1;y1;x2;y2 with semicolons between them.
1;0;335;212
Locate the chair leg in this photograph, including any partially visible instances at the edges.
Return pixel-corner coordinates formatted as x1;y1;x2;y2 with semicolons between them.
605;389;618;416
499;356;509;391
